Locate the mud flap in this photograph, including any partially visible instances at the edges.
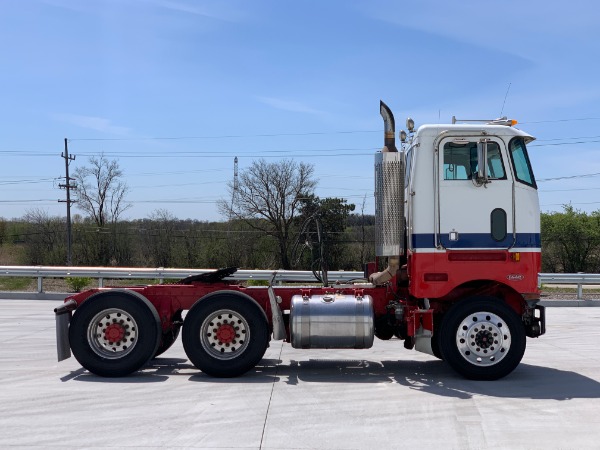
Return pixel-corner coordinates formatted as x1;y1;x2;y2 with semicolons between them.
408;308;435;356
414;326;434;356
54;299;77;361
55;313;71;361
268;286;286;341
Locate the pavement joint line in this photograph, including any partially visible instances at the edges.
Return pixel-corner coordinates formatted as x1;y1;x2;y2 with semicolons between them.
260;341;283;450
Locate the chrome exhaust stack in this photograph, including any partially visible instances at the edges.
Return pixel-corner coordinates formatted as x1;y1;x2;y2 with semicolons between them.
370;101;405;285
380;100;398;153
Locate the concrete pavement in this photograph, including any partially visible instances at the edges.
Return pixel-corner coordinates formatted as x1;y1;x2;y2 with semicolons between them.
1;299;600;449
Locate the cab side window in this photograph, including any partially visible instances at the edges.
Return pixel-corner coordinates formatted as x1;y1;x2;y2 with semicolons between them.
443;141;505;180
509;138;537;188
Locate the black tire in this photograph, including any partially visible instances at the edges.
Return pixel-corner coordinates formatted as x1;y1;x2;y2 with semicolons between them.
154;326;181;358
69;292;161;377
153;311;183;358
439;297;526;380
431;313;443;360
182;294;269;377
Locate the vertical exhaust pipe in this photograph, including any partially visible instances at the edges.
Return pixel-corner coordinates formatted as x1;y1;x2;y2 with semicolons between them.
370;101;404;285
380;100;398;153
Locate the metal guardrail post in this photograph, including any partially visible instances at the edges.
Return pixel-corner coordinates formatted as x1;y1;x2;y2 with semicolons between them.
99;278;104;288
578;284;583;300
37;276;43;293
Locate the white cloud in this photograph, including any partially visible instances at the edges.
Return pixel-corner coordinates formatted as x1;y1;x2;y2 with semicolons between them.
52;113;132;136
256;96;327;116
144;0;244;22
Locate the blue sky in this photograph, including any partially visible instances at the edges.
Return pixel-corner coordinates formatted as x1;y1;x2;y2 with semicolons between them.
2;0;600;221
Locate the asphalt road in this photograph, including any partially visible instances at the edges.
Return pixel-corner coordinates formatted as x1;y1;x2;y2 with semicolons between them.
1;299;600;449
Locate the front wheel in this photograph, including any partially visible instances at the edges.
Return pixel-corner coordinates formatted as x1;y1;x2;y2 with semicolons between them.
439;298;526;380
69;292;161;377
182;295;269;377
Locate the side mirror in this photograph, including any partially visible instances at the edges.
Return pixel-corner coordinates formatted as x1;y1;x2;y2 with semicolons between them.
476;140;489;185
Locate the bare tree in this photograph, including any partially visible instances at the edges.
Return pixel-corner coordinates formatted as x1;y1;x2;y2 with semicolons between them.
23;208;65;265
73;154;130;227
218;159;317;269
146;209;177;267
0;217;6;247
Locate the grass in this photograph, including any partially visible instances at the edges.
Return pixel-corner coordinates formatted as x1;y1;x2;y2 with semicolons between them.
0;277;34;291
540;285;600;294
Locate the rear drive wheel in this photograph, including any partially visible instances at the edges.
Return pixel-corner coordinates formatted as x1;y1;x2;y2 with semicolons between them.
69;292;161;377
439;297;526;380
182;295;269;377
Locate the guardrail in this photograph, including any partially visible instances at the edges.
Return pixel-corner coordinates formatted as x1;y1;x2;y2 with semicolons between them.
538;273;600;299
0;266;596;299
0;266;366;293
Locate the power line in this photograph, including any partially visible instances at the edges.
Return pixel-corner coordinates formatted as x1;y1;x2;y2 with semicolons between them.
521;117;600;124
535;134;600;142
541;187;600;192
538;172;600;182
0;178;57;185
541;201;600;207
530;139;600;148
67;130;380;142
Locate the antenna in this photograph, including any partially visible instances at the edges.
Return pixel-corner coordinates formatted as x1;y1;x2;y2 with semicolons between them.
500;82;512;117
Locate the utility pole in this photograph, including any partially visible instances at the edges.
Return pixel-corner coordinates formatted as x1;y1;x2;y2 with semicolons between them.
225;157;239;266
228;156;239;221
59;138;76;266
233;156;239;197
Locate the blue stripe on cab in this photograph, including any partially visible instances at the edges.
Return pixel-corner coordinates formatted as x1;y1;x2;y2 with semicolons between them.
412;233;541;249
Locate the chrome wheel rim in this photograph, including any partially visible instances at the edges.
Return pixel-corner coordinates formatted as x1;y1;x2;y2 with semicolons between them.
456;311;511;366
87;308;138;359
200;309;250;360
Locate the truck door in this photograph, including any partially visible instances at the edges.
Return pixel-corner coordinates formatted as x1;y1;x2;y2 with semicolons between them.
436;136;514;249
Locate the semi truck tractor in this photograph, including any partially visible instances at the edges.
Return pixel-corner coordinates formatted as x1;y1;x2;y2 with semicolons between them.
55;101;545;380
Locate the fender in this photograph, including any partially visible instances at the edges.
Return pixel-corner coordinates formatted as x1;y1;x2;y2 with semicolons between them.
192;289;269;325
54;289;159;362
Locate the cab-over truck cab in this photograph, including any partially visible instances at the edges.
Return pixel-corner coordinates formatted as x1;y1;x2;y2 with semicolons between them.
55;102;545;381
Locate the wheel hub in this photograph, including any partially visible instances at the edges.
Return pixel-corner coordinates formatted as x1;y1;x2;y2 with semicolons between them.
87;308;138;359
201;309;250;360
456;311;511;366
474;329;493;349
215;323;236;344
104;323;126;343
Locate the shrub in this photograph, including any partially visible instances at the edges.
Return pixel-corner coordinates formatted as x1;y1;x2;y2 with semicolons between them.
66;277;92;293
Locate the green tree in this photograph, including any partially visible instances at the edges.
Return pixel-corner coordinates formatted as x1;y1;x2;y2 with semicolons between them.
294;195;355;270
541;205;600;273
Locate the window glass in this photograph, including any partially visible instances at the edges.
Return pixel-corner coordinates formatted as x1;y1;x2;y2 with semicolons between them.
509;138;537;188
443;141;505;180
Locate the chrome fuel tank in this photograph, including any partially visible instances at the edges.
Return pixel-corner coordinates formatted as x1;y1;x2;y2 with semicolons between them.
290;294;374;349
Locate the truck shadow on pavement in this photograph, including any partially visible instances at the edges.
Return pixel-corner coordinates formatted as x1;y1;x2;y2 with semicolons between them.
65;356;600;401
